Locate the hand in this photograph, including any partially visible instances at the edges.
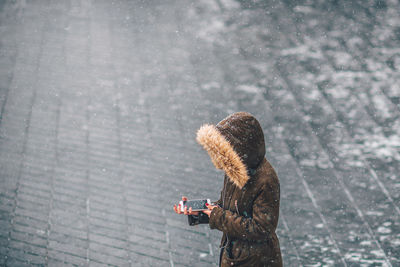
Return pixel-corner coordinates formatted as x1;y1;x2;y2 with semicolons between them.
202;203;217;217
173;196;200;216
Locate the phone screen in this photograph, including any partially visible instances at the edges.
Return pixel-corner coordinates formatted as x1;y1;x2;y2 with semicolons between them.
184;199;208;211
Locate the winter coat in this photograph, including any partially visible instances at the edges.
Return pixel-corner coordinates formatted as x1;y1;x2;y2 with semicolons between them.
189;112;282;267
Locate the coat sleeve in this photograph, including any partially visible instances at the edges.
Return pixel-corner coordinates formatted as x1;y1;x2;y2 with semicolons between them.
208;183;279;240
187;193;223;226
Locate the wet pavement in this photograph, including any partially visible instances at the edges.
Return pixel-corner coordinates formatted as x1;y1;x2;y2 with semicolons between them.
0;0;399;266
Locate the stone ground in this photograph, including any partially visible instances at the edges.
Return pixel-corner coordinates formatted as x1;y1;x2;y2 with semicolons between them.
0;0;399;266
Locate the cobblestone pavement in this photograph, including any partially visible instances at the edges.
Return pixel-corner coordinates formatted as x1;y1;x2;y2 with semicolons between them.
1;0;399;266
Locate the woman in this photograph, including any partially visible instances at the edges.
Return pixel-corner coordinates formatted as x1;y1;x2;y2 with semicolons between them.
174;112;282;266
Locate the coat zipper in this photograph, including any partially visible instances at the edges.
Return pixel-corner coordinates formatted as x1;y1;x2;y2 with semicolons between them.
222;177;236;250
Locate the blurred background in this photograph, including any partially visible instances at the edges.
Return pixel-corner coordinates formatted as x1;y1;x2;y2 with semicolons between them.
0;0;399;266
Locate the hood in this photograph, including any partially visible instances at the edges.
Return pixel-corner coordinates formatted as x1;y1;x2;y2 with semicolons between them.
196;112;266;188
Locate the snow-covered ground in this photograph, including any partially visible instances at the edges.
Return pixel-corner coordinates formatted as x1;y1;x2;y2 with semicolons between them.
0;0;399;266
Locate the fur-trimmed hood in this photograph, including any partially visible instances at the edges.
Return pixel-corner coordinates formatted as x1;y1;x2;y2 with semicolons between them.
196;112;266;188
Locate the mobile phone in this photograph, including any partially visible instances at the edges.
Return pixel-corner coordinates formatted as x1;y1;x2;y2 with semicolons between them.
179;199;211;212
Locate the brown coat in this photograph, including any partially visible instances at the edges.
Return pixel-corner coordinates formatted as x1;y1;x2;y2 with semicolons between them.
195;112;282;267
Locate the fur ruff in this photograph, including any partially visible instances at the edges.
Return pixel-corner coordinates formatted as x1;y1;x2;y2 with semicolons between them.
196;124;249;189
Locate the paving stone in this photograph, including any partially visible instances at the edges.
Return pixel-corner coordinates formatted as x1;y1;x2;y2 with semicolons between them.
48;239;87;260
47;249;88;266
49;231;87;250
50;223;87;241
47;257;76;267
7;246;46;265
8;238;47;256
4;257;37;267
